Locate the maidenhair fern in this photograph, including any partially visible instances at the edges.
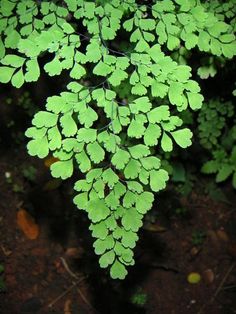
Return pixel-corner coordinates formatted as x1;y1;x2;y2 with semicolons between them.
0;0;235;279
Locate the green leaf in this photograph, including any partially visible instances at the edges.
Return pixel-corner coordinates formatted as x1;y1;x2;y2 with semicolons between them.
88;198;110;223
232;172;236;189
102;168;119;188
167;35;180;50
25;59;40;82
109;69;128;86
99;250;115;268
105;192;119;209
131;83;147;96
27;137;49;158
77;128;97;143
128;145;150;159
51;159;73;179
93;61;112;76
114;182;126;198
0;66;15;83
123;191;136;208
5;30;20;49
123;18;134;31
73;192;88;210
75;151;90;172
78;107;98;128
144;124;161;146
32;111;58;128
11;69;24;88
124;159;141;179
70;63;86;79
185;32;198;49
147;106;170;123
151;81;169;98
87;141;105;163
171;128;192;148
135;39;150;52
110;260;128;279
111;149;130;170
127;181;143;194
86;169;103;183
198;31;210;52
161;132;173;152
150;169;169;192
121;230;138;249
48;126;62;150
128;119;145;138
135;192;154;214
90;221;108;239
216;165;233;183
64;0;77;11
122;208;143;232
168;82;184;107
44;57;62;76
101;26;116;40
129;97;151;114
201;160;218;174
187;92;204;110
1;54;25;67
0;39;5;59
94;235;115;255
140;156;160;170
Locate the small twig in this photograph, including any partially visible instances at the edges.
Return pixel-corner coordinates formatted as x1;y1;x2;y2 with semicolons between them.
76;287;99;313
222;284;236;291
197;262;236;314
60;257;79;280
212;262;235;299
48;277;85;308
60;257;97;312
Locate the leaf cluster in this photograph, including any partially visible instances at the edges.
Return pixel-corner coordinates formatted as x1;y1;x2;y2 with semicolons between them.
0;0;236;279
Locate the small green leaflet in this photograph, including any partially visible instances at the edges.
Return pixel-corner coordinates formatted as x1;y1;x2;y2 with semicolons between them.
111;149;130;170
51;159;73;179
171;128;193;148
88;198;110;223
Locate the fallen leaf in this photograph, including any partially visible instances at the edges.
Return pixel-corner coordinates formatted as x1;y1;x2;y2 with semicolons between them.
203;269;214;284
44;156;59;168
143;223;167;232
1;245;12;256
216;229;229;242
64;299;72;314
190;246;201;257
65;247;84;259
187;272;201;284
17;209;39;240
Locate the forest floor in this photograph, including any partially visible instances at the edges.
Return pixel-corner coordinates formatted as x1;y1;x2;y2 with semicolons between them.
0;145;236;314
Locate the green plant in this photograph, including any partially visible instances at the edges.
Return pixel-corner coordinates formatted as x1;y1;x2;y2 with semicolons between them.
191;230;206;246
130;287;147;307
0;0;235;279
22;165;37;182
198;98;236;188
